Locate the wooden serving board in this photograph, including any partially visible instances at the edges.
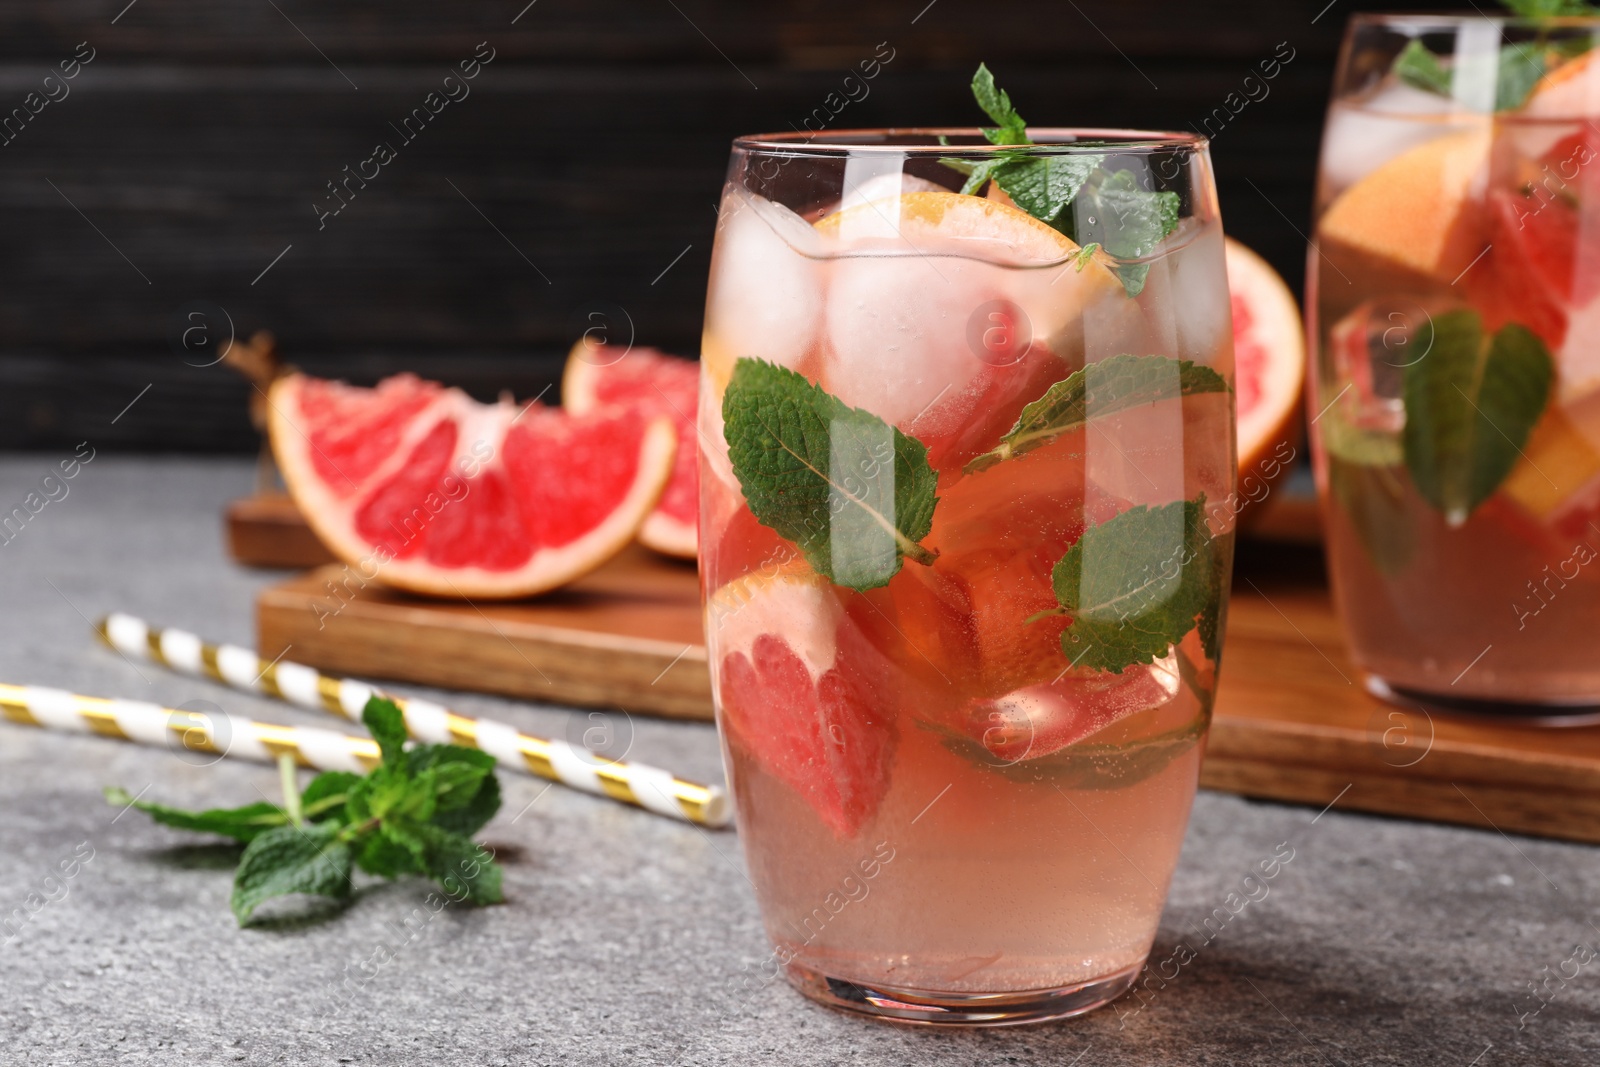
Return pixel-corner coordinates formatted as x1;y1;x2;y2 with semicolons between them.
256;545;1600;844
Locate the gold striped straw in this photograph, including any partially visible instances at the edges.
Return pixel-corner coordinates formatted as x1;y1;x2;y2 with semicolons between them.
0;683;381;773
88;613;729;828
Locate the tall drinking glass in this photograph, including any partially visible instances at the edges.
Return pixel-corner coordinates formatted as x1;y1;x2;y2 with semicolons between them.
1311;15;1600;713
697;130;1236;1025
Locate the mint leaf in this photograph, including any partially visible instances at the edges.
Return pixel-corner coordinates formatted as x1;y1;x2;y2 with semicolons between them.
1048;498;1217;673
355;831;420;878
966;355;1230;473
971;63;1028;145
1394;39;1453;96
1067;169;1181;297
362;696;408;765
954;157;1005;196
1402;311;1553;525
1495;45;1547;111
722;357;939;591
405;745;500;835
410;823;504;905
1197;530;1234;664
230;822;352;925
1391;38;1549;111
105;787;286;843
299;771;361;824
993;153;1105;227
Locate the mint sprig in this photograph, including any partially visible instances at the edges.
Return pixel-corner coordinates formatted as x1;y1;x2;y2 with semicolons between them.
966;355;1230;473
1402;310;1553;525
1061;169;1181;297
106;696;504;925
971;62;1028;146
944;65;1180;296
722;358;939;591
1040;498;1218;674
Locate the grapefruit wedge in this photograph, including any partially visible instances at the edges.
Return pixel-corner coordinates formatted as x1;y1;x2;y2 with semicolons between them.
711;562;894;838
563;340;699;559
1318;129;1490;287
269;372;676;598
1226;236;1305;487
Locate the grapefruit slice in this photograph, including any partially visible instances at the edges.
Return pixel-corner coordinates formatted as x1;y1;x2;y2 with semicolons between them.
710;563;894;838
563;340;699;559
1226;237;1305;488
269;372;676;598
1318;129;1490;286
812;190;1129;468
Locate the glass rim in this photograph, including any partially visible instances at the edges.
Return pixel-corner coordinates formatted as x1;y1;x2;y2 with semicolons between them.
730;127;1208;157
1349;11;1600;30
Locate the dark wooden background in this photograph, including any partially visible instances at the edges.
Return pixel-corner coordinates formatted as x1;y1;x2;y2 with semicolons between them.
0;0;1461;451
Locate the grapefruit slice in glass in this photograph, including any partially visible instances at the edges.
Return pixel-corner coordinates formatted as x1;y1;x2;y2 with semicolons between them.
710;562;895;838
562;340;699;559
269;371;676;598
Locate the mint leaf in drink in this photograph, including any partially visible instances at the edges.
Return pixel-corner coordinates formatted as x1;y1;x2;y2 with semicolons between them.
1402;311;1553;525
1393;39;1453;96
1390;38;1547;111
103;787;287;843
722;357;940;591
1045;498;1217;673
106;695;505;927
231;822;353;924
966;355;1229;473
993;154;1105;227
971;62;1028;145
1494;45;1547;111
1066;169;1182;297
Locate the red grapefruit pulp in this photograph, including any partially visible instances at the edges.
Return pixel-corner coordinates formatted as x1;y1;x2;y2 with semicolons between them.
563;341;699;559
711;565;894;837
1226;236;1305;487
270;372;676;598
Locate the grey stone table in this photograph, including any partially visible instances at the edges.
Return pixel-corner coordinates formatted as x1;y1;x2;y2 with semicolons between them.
1;456;1597;1066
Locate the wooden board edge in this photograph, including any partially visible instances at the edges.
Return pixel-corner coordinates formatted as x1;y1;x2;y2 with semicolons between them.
1200;757;1600;845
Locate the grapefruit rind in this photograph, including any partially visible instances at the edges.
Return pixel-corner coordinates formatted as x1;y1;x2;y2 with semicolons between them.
1225;236;1306;488
1319;129;1490;285
270;373;677;599
562;339;700;559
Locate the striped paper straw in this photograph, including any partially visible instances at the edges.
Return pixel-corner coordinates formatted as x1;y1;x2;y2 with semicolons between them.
92;613;729;828
0;683;380;772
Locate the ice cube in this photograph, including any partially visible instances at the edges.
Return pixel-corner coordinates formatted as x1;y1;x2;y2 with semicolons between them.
1135;221;1233;368
964;652;1182;763
836;170;945;213
1319;85;1488;200
821;254;1005;432
1327;299;1430;435
704;190;825;375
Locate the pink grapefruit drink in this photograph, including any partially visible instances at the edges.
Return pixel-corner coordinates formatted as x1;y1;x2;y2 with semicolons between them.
1312;15;1600;712
699;117;1236;1026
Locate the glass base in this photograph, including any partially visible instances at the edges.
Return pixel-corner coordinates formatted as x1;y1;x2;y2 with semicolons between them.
1366;676;1600;725
783;961;1141;1027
